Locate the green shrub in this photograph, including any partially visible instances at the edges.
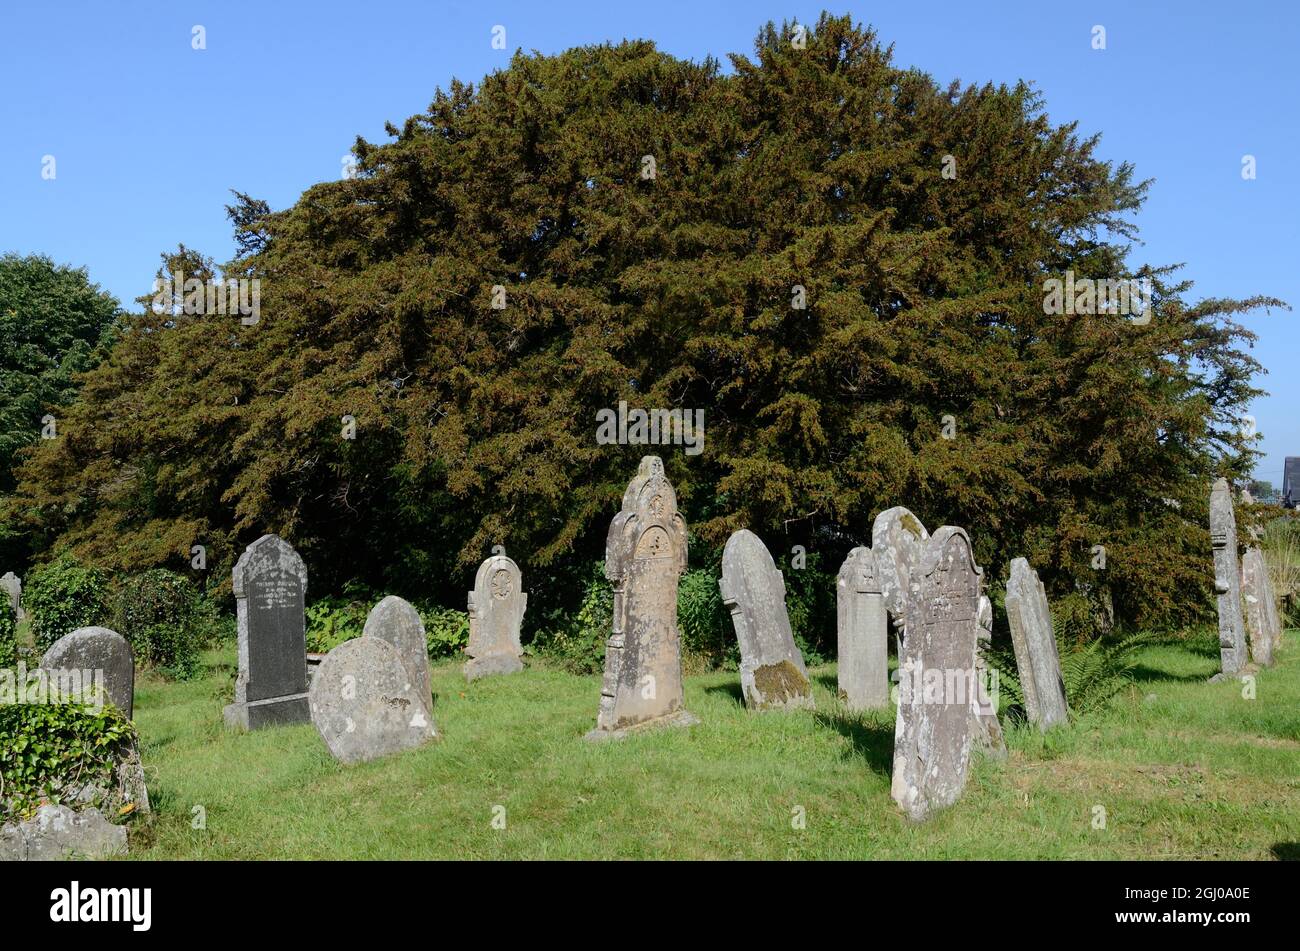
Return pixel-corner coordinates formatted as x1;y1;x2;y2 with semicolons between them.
0;600;16;669
421;607;470;658
24;555;109;653
533;562;611;674
0;700;137;821
304;591;370;653
782;552;836;666
111;569;214;679
677;568;734;668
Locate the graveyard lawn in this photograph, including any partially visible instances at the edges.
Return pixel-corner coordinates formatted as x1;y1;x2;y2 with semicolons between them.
127;632;1300;860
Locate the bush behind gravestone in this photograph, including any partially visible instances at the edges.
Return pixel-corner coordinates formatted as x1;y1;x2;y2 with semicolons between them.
421;606;469;658
111;569;218;680
25;555;110;653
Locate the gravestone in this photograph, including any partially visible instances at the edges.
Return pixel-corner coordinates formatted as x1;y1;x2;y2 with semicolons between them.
0;572;21;621
1240;547;1277;667
1005;558;1068;729
891;526;982;821
1209;479;1248;676
836;546;888;710
872;507;930;646
40;626;135;719
973;594;1006;755
309;637;438;765
588;456;696;739
363;596;433;709
720;529;814;711
224;534;310;730
464;551;527;681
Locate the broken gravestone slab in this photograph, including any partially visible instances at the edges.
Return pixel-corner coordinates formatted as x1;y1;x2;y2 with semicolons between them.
363;595;434;708
1005;558;1069;730
891;526;983;821
720;529;814;711
465;551;527;681
40;626;135;720
1209;479;1249;677
308;637;438;765
225;534;311;730
836;546;889;710
1240;546;1278;667
0;805;126;861
587;456;697;739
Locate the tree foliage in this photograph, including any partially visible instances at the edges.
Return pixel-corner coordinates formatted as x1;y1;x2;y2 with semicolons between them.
3;15;1282;630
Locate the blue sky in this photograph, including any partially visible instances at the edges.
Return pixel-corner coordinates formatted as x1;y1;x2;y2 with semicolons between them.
2;1;1296;486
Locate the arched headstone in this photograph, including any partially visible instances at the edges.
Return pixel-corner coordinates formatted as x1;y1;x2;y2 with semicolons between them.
41;626;134;719
363;596;433;708
465;552;527;681
872;507;930;646
720;529;813;710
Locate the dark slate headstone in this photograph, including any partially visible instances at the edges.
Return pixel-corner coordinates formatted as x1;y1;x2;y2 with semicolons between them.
587;456;697;739
224;534;310;730
720;529;813;710
891;527;982;821
41;626;135;719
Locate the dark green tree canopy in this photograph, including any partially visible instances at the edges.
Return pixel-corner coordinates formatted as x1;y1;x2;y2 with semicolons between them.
4;15;1282;628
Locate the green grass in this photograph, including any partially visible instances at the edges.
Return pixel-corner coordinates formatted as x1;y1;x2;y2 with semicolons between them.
126;633;1300;859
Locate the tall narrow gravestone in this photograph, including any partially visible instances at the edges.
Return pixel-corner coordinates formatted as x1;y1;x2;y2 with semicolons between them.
587;456;696;739
836;546;888;710
1;572;21;621
1005;558;1068;730
363;596;433;709
1240;547;1278;667
41;626;135;719
720;529;814;711
465;551;527;681
224;534;310;730
1209;478;1248;676
891;527;982;821
973;595;1006;755
872;507;930;644
309;637;438;765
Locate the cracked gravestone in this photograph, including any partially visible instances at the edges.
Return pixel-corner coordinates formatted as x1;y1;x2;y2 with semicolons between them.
837;546;889;710
720;529;814;711
587;456;697;739
1004;558;1068;730
363;595;434;708
1209;479;1248;676
40;626;135;720
891;526;982;821
465;551;527;681
1240;546;1278;667
224;534;310;730
309;637;438;764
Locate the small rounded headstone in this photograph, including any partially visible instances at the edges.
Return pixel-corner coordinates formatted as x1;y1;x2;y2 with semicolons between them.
40;626;135;720
308;637;438;765
363;596;433;707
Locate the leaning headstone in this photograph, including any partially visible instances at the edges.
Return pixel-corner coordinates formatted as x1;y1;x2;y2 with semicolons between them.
891;527;982;821
464;551;527;681
363;595;433;708
720;529;814;711
973;595;1006;755
1209;478;1248;676
41;626;135;720
588;456;696;739
1005;558;1068;730
1240;547;1277;667
872;507;930;643
836;546;888;710
0;572;21;621
224;534;310;730
308;637;438;765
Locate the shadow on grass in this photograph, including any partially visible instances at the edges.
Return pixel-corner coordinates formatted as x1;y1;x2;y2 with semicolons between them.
814;673;837;693
813;711;893;776
1129;665;1217;685
705;682;744;706
1271;842;1300;861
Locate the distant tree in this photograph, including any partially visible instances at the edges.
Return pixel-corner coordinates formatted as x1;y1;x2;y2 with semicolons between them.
4;14;1286;630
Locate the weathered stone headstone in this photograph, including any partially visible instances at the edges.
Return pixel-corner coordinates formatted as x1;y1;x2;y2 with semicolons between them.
872;507;930;645
891;526;982;821
0;805;126;860
308;637;438;765
1240;546;1278;667
1209;478;1248;676
0;571;21;621
1005;558;1068;730
224;534;310;730
588;456;696;739
836;546;888;710
464;552;527;681
720;529;814;711
41;626;135;720
363;595;433;708
973;594;1006;755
